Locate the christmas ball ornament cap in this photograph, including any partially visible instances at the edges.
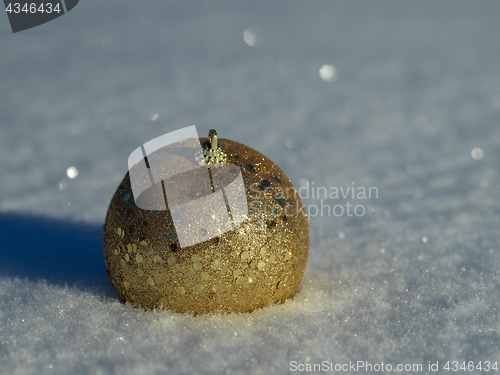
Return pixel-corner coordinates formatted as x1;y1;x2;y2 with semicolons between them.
202;129;228;167
103;128;309;314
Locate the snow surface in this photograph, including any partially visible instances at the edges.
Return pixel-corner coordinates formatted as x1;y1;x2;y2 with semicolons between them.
1;1;500;374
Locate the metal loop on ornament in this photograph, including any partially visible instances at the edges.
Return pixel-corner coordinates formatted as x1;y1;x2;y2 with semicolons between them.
203;129;228;167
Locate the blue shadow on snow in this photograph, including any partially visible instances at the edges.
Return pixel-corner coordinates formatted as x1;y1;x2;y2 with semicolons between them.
0;212;117;298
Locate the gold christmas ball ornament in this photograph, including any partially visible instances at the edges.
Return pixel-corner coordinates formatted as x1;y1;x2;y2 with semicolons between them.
103;127;309;314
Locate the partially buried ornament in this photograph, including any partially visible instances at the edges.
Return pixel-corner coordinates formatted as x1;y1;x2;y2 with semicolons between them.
103;127;308;314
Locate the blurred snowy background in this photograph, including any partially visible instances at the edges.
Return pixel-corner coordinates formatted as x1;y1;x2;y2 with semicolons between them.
1;1;500;374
